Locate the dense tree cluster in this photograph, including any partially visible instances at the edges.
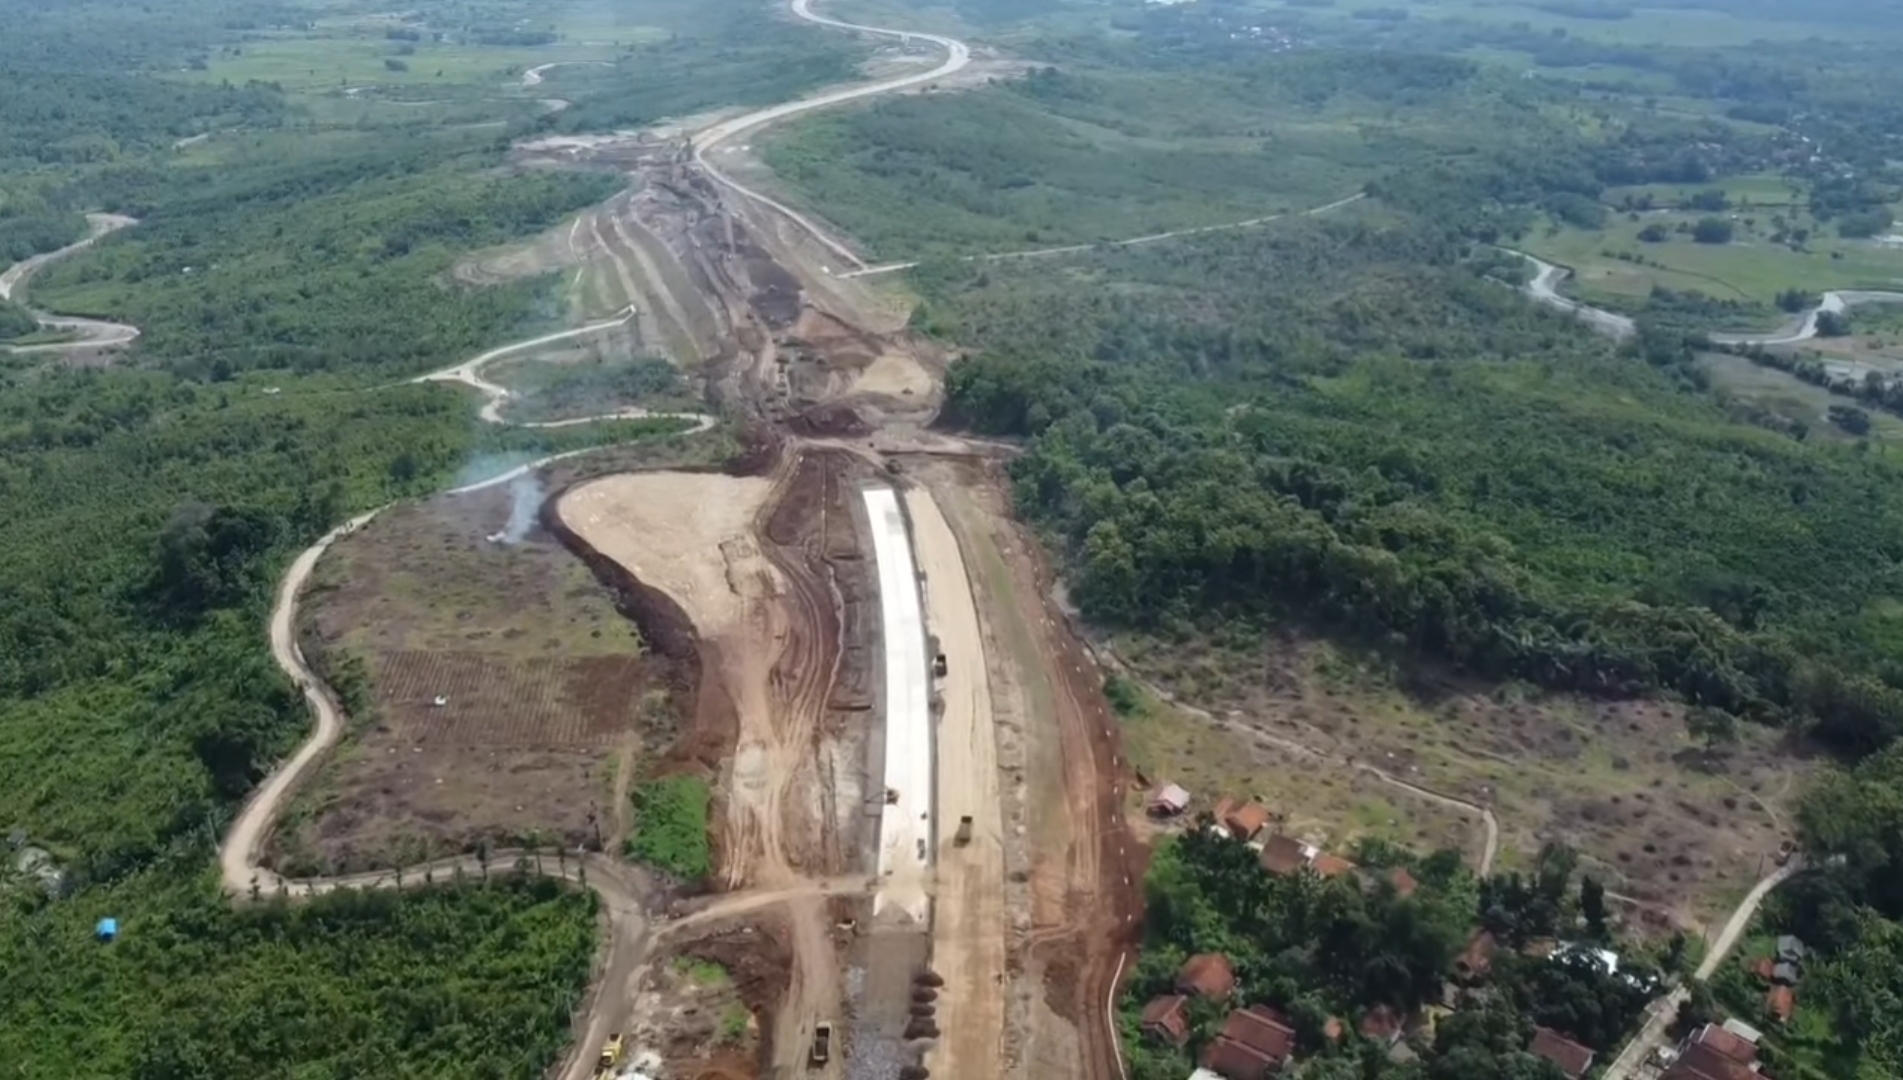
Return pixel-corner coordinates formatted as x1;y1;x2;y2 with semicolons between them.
1128;826;1649;1080
0;73;283;168
0;2;726;1070
939;219;1903;755
33;130;621;378
0;297;38;340
0;877;597;1079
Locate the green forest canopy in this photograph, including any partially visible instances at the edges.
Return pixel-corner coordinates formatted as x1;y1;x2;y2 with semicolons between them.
939;216;1903;755
0;0;863;1073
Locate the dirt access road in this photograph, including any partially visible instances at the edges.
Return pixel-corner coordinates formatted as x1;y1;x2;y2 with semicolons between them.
218;459;674;1080
1599;858;1804;1080
0;213;142;355
1515;250;1903;345
691;0;972;272
412;308;716;431
215;1;1144;1078
907;487;1008;1080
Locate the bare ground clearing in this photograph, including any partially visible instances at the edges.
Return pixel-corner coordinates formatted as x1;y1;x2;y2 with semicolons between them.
1117;632;1806;928
282;480;693;873
557;471;775;639
902;455;1142;1080
628;926;789;1080
556;446;882;1080
908;485;1006;1080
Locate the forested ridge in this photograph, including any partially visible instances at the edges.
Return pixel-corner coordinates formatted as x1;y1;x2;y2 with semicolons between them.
939;217;1903;755
2;876;598;1078
0;0;832;1070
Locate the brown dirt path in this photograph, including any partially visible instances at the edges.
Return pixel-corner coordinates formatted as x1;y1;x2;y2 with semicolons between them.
907;458;1142;1080
907;487;1007;1080
555;446;857;1080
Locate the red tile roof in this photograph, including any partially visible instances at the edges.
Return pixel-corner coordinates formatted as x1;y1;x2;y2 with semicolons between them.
1388;867;1419;897
1177;953;1237;1000
1665;1042;1760;1080
1260;834;1307;875
1201;1037;1278;1080
1139;995;1189;1046
1530;1027;1596;1079
1225;801;1274;839
1454;930;1497;979
1217;1005;1297;1064
1312;852;1356;878
1691;1024;1758;1065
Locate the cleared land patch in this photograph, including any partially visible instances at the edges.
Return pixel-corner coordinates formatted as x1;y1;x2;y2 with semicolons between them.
1701;351;1903;444
556;472;774;638
281;459;701;874
376;650;643;746
1118;632;1807;928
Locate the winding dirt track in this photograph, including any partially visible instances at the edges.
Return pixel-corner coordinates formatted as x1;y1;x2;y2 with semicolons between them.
1599;857;1803;1080
410;308;717;431
691;0;972;271
0;214;142;354
839;192;1368;279
200;3;979;1078
1515;250;1903;344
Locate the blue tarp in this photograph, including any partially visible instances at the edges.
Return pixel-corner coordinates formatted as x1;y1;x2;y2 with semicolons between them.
95;917;117;941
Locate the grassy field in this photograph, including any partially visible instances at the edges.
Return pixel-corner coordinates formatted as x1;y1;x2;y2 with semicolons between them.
490;349;702;423
1116;672;1480;858
172;0;667;95
1117;631;1804;926
1524;213;1903;313
1701;352;1903;445
1240;0;1903;46
760;54;1526;260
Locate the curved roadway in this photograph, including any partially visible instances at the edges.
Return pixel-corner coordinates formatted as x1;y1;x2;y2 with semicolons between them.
690;0;972;271
197;2;970;1076
0;214;142;354
1516;251;1903;346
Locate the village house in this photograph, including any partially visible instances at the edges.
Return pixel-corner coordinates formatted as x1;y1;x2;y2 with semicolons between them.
1662;1021;1775;1080
1259;833;1310;876
1529;1027;1596;1080
1147;782;1192;817
1311;851;1355;879
1199;1005;1299;1080
1138;994;1190;1046
1209;797;1275;842
1176;953;1238;1000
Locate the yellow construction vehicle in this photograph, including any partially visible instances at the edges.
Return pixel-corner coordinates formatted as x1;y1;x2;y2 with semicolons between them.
594;1033;624;1078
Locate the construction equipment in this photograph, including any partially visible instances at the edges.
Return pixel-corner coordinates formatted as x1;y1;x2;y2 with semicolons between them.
954;815;973;846
810;1021;833;1065
594;1033;624;1078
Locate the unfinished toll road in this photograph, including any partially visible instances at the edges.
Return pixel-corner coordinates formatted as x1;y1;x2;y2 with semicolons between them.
908;486;1007;1080
216;0;1149;1076
555;447;868;1079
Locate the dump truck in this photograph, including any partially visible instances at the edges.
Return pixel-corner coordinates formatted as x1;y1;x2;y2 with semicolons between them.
810;1021;834;1066
954;815;973;846
594;1033;624;1078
